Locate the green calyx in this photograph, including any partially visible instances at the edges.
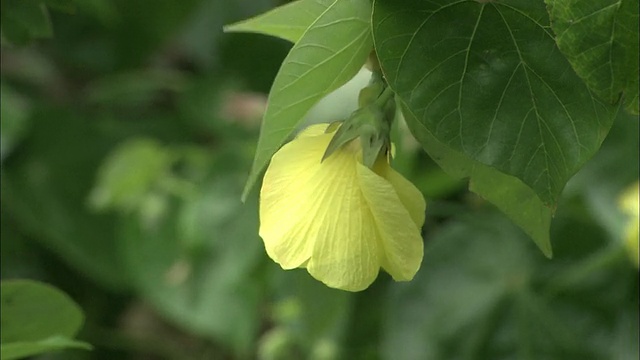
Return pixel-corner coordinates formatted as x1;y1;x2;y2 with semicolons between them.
322;77;396;168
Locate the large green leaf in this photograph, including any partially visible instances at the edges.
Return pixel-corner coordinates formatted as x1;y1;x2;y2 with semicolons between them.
0;280;91;359
400;102;552;256
546;0;639;115
224;0;334;43
372;0;616;207
242;0;373;200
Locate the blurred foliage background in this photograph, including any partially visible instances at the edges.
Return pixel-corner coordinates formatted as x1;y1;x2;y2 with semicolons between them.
1;1;638;359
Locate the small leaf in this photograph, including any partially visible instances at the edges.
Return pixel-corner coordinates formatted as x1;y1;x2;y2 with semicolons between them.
1;337;91;360
88;138;173;212
242;0;373;200
546;0;639;114
1;280;84;342
400;103;552;257
224;0;334;43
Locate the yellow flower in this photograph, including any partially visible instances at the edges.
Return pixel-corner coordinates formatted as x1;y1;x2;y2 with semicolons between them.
619;182;639;267
259;124;425;291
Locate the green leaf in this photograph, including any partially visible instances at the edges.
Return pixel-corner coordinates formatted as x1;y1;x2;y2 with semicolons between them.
372;0;616;207
546;0;639;115
1;337;91;360
223;0;334;43
1;0;53;45
242;0;373;201
0;280;90;359
400;102;553;257
88;138;173;212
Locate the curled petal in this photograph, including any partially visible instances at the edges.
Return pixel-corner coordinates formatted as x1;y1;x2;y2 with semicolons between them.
381;166;426;228
357;163;424;281
305;150;381;291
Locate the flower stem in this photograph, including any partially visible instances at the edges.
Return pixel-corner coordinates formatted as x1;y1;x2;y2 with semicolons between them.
374;86;395;108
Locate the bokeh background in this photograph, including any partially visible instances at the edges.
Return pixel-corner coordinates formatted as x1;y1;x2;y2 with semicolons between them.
1;1;638;359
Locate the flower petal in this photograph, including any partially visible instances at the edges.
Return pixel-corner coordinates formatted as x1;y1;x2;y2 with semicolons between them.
261;131;381;291
357;163;424;281
381;166;426;228
260;131;334;268
305;150;381;292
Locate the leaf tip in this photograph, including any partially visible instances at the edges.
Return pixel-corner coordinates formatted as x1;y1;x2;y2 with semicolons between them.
240;185;251;203
241;172;258;203
221;24;237;34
